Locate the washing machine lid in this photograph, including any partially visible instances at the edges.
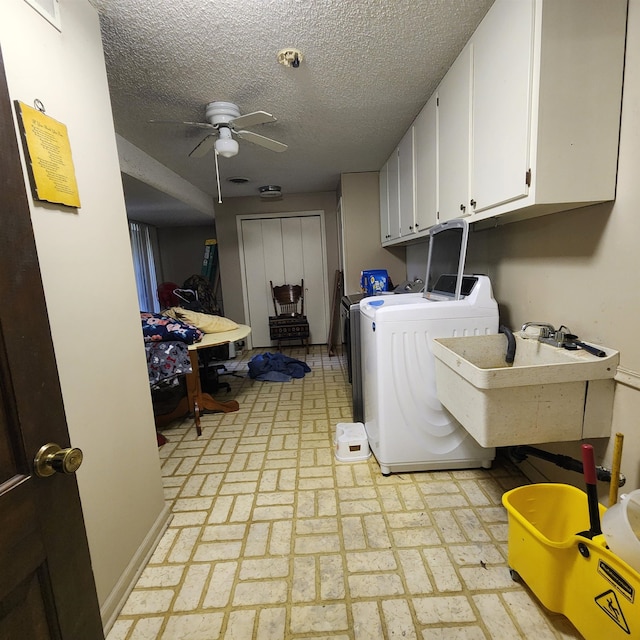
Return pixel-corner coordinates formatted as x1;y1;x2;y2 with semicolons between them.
423;219;469;301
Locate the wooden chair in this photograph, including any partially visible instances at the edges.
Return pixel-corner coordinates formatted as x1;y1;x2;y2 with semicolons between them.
269;280;310;352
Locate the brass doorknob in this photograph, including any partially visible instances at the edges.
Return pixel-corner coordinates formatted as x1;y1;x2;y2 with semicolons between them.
34;443;83;477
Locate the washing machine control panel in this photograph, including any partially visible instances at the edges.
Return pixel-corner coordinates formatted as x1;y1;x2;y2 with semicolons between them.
426;275;479;300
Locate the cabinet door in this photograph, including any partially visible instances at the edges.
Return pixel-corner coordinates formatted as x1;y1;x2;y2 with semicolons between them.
438;44;472;222
379;162;390;243
414;93;438;232
398;126;415;237
471;0;534;212
387;149;401;240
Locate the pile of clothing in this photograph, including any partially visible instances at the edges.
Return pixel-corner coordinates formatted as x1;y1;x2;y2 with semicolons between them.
248;352;311;382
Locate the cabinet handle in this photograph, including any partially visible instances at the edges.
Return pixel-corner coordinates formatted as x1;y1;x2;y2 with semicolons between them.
415;222;419;228
470;199;476;208
409;225;413;230
460;204;466;213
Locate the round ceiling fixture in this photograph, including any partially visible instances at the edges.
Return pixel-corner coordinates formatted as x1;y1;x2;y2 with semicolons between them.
227;176;250;184
259;185;283;199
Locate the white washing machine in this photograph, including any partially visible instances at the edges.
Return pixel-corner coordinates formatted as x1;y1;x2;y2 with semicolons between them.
359;220;497;475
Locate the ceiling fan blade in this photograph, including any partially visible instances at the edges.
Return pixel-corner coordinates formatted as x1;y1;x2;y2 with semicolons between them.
189;134;217;158
149;119;216;131
235;129;288;152
230;110;276;129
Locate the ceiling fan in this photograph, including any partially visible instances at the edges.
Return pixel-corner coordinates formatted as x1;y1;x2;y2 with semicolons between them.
151;101;288;159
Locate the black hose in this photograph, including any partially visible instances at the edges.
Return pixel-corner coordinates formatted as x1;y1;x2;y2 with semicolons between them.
499;325;516;364
510;445;625;486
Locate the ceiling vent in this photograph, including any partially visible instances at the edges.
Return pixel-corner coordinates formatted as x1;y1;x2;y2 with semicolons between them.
259;185;283;199
227;176;249;184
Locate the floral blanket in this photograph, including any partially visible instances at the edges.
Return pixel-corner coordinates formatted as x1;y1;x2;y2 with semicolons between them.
140;312;203;344
146;341;192;387
140;312;200;387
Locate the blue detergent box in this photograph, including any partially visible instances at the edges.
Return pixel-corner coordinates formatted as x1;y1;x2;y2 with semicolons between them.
360;269;389;295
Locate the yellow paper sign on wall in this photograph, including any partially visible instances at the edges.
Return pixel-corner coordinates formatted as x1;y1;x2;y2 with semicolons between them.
16;101;81;208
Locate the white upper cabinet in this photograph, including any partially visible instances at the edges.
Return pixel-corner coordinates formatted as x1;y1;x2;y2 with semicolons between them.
470;0;626;223
437;43;472;222
471;0;626;223
379;0;627;245
413;93;438;233
387;149;400;240
380;131;415;245
398;126;416;237
471;0;534;214
379;161;390;243
380;149;400;243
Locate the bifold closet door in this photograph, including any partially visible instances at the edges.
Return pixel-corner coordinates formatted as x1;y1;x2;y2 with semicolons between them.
242;215;328;347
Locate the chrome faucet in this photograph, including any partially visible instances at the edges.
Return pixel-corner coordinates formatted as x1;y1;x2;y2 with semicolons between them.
520;322;568;347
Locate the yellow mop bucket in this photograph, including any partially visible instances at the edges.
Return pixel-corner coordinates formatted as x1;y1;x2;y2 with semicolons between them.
503;482;640;639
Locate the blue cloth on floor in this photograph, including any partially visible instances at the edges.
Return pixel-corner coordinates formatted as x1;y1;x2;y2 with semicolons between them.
248;352;311;382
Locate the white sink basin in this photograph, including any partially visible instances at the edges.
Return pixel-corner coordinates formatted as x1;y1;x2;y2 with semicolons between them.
433;334;618;387
432;333;619;447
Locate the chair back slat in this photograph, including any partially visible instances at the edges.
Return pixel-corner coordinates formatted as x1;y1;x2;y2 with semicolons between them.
271;280;305;316
268;279;309;352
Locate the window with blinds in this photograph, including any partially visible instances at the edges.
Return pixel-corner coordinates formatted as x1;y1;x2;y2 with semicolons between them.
129;221;160;312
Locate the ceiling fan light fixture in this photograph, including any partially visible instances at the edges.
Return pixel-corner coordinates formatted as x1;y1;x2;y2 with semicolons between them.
215;126;239;158
259;185;283;199
215;138;239;158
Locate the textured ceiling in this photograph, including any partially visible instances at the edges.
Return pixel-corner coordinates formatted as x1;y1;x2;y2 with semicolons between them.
96;0;494;224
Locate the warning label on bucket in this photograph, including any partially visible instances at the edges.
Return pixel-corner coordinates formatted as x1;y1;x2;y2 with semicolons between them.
595;590;630;634
598;560;635;602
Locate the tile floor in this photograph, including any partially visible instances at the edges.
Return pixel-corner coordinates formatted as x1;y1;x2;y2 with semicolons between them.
107;346;582;640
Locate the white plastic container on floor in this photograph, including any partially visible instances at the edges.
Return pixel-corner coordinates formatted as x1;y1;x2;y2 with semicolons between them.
335;423;371;462
602;490;640;573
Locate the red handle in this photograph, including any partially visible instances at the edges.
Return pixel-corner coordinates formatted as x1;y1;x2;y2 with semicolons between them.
582;444;597;484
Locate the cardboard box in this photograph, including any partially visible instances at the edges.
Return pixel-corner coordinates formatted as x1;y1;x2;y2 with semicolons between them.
360;269;389;295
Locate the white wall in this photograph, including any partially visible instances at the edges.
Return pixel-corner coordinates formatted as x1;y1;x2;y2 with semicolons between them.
406;239;430;283
340;172;406;295
157;225;218;288
0;0;168;629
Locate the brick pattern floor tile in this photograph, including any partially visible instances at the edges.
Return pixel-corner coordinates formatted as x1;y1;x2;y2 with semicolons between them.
109;346;583;640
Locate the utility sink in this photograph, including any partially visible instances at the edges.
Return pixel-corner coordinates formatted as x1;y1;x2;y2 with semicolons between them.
432;333;619;448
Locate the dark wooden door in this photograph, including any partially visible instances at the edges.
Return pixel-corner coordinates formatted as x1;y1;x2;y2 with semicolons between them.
0;46;104;640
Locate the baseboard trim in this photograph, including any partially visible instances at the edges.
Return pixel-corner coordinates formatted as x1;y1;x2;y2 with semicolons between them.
100;503;172;634
615;366;640;391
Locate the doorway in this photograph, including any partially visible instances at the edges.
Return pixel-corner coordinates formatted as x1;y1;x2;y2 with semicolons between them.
238;212;329;348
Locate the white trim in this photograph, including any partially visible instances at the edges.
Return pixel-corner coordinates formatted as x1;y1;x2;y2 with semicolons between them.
236;210;330;349
614;367;640;391
100;504;172;634
23;0;61;31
